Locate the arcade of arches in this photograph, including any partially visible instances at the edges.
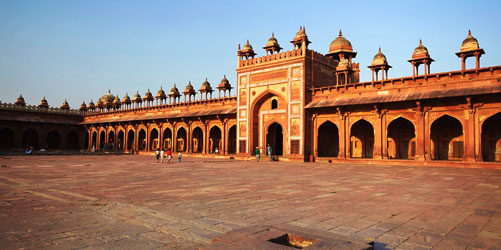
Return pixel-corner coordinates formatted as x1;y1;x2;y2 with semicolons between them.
85;119;237;155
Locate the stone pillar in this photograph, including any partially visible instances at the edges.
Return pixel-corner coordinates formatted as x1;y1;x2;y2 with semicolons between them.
338;114;347;159
464;108;476;161
424;112;432;161
414;111;426;161
312;114;318;159
374;114;383;159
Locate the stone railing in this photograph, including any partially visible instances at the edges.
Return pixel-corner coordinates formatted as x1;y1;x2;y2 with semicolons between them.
239;49;303;67
0;102;82;116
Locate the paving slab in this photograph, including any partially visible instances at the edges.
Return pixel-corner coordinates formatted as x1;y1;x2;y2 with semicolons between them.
1;155;501;249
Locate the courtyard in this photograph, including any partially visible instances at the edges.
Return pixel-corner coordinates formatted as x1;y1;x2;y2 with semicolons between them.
0;155;500;249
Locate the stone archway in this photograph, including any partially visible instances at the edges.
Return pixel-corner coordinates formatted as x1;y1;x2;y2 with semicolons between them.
117;130;124;150
482;112;501;162
209;126;222;153
46;130;61;149
387;117;416;159
176;127;187;152
108;130;115;150
127;130;134;150
0;128;15;150
99;131;105;149
91;131;97;150
67;131;79;149
163;128;172;150
431;115;463;160
350;120;374;158
150;128;159;151
138;129;146;151
266;122;283;156
192;127;203;153
23;129;39;149
228;125;237;154
317;121;339;157
250;91;286;153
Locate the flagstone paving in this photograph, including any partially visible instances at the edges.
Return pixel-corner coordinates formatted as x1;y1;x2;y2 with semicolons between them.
0;155;501;249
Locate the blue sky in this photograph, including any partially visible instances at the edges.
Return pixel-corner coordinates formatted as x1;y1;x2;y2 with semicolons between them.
1;0;500;107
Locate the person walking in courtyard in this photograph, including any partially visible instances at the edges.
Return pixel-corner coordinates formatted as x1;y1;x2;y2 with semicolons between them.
178;152;182;162
156;148;160;162
267;144;272;159
255;147;260;162
167;149;172;163
160;148;165;163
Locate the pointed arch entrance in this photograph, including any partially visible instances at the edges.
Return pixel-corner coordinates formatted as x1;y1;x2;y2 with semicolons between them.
23;129;39;149
192;127;203;153
209;126;222;153
127;130;134;150
150;128;159;151
99;131;105;149
0;128;15;149
176;127;187;152
138;129;146;151
482;112;501;162
266;122;283;156
117;130;124;150
47;130;61;149
108;130;115;150
387;117;416;159
163;128;172;150
91;131;97;150
350;120;374;158
251;91;286;153
317;121;339;157
228;125;237;154
431;115;463;160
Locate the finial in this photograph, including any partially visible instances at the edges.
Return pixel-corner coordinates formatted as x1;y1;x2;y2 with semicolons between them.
468;29;471;36
272;32;274;37
378;46;381;53
108;89;111;93
160;86;163;90
238;44;241;50
224;74;226;78
339;29;342;36
303;26;306;32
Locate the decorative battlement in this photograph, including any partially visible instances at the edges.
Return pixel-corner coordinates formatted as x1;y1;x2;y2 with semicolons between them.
238;48;303;68
0;102;82;116
310;65;501;97
84;96;237;118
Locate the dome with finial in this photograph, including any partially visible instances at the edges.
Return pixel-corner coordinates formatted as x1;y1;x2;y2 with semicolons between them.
132;91;142;103
61;99;70;110
96;99;104;108
372;47;388;66
199;78;213;92
15;94;26;106
99;90;115;105
169;84;180;96
329;30;353;54
143;89;153;101
156;87;166;99
87;100;95;109
294;26;307;41
460;30;480;52
412;39;430;58
218;75;231;89
39;97;49;108
112;95;121;106
80;101;87;110
184;81;196;94
242;40;254;53
265;33;279;47
122;93;131;103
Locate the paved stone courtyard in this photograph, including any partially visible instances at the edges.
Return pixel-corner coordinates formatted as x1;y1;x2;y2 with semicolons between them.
1;155;501;249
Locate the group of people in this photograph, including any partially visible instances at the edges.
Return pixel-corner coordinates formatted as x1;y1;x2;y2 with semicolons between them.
155;148;182;163
255;144;272;162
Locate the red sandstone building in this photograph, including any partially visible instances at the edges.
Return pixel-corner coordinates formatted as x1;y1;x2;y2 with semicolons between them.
1;29;500;165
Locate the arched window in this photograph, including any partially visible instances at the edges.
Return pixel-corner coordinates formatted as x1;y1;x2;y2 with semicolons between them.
271;99;278;109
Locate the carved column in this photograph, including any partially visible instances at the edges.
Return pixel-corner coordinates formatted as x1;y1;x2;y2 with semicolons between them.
373;105;383;159
414;102;426;161
464;98;476;161
312;114;318;159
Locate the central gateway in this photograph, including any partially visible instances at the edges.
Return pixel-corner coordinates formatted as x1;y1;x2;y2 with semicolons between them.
236;28;358;160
